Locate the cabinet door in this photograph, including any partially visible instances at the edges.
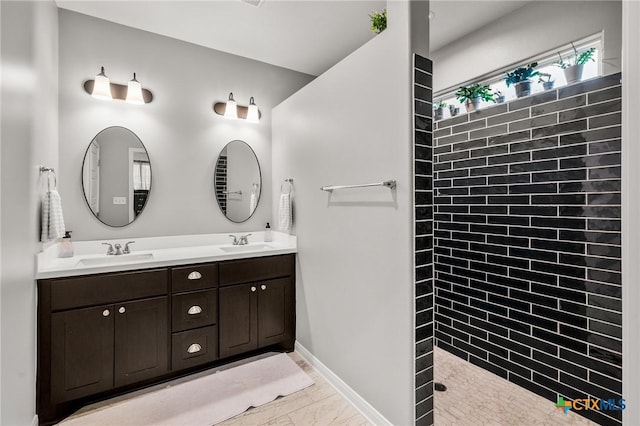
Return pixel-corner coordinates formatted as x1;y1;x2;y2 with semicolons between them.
114;296;168;387
219;284;258;358
51;305;114;402
258;278;294;348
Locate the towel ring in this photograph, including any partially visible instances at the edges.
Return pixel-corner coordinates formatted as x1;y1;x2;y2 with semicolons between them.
280;178;293;195
39;166;57;190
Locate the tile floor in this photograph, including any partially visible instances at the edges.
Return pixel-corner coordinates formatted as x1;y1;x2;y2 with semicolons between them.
63;348;600;426
434;347;595;425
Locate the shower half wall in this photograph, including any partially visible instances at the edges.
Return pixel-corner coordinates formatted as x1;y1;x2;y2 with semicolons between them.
433;73;622;426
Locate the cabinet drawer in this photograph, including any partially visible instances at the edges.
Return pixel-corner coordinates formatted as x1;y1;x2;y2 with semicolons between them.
172;263;218;293
50;269;168;311
172;289;217;332
219;254;294;286
171;326;218;371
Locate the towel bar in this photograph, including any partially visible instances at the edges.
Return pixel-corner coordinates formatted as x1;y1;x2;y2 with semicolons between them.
320;180;396;192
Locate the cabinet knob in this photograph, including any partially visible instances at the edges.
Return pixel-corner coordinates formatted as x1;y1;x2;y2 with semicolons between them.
261;284;267;290
102;309;110;317
187;271;202;280
187;343;202;354
187;305;202;315
118;306;126;314
251;286;257;292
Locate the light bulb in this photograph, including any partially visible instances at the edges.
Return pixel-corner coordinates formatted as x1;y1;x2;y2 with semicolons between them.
126;73;145;105
92;66;112;100
224;92;238;119
246;97;260;123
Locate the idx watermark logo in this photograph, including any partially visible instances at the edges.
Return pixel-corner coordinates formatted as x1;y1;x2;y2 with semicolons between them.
556;396;626;414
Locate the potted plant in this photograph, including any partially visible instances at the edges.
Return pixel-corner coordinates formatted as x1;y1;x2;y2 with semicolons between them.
494;90;505;103
449;104;460;117
433;100;446;120
538;73;555;91
505;62;540;98
455;83;494;113
369;9;387;34
556;43;595;84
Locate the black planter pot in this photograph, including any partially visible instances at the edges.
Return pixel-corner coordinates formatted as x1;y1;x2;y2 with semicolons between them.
515;81;531;98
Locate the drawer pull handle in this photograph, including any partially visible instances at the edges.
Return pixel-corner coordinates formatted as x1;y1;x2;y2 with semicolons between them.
187;343;202;354
251;286;257;292
103;309;110;317
118;307;126;314
187;305;202;315
187;271;202;280
261;284;267;290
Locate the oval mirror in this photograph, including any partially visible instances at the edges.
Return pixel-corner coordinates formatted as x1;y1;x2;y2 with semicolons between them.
82;126;152;227
214;140;261;223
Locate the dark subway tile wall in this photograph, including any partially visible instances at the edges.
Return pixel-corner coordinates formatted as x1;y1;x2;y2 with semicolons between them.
414;55;434;426
433;74;622;426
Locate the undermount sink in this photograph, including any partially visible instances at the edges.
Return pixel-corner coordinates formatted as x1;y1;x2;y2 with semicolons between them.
219;244;274;253
75;253;154;267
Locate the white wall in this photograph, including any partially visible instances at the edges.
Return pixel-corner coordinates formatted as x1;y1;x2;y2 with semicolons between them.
431;0;622;92
59;10;313;241
622;1;639;424
272;2;424;423
0;1;59;424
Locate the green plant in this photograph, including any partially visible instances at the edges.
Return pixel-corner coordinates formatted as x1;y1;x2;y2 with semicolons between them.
505;62;540;86
455;83;494;103
369;9;387;34
556;43;596;69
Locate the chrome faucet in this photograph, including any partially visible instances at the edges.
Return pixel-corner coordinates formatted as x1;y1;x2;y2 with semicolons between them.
102;241;135;255
229;234;252;245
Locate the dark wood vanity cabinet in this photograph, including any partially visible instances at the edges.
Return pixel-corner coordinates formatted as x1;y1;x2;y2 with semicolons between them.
219;255;295;358
37;253;295;425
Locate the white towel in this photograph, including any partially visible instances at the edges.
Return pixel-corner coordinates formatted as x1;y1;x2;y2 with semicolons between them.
41;189;66;242
278;193;292;231
249;186;258;214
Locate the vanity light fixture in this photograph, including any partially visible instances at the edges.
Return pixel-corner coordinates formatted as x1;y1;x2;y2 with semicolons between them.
125;73;145;105
83;67;154;104
92;66;112;100
213;94;261;122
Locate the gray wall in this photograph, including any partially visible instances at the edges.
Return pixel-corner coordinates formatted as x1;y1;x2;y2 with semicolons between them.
431;1;622;92
59;10;314;240
0;1;59;424
272;2;427;423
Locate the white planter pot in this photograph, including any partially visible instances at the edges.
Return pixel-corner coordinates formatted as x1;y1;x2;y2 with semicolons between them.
564;64;584;85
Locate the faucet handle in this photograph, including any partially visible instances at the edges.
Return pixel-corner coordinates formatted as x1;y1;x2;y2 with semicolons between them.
124;241;135;254
240;233;252;244
229;234;239;245
102;242;114;255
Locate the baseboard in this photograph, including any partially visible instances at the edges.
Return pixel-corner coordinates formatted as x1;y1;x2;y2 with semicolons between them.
32;414;38;426
294;341;392;426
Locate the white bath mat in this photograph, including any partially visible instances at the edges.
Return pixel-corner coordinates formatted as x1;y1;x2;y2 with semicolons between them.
60;353;314;425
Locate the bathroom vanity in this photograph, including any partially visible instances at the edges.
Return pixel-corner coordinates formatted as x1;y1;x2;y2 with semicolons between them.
35;233;296;425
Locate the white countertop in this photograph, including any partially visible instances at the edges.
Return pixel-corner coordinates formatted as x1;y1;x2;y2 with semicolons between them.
36;231;297;279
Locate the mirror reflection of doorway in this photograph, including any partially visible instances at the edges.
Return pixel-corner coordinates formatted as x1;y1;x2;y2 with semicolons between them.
129;148;150;223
